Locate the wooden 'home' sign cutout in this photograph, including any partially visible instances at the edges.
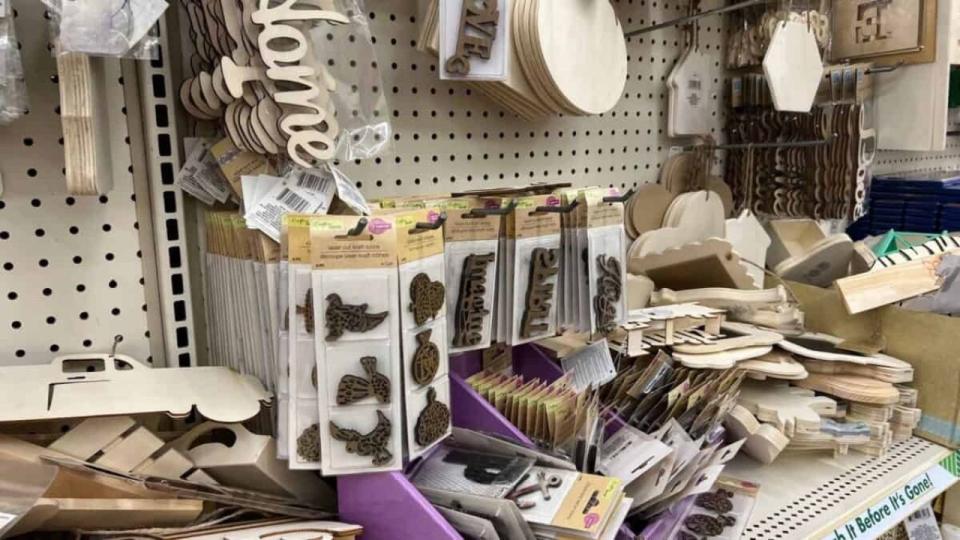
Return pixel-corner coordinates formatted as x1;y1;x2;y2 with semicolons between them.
251;0;349;166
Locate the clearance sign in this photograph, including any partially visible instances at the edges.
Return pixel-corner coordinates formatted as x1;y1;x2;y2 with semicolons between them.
825;451;960;540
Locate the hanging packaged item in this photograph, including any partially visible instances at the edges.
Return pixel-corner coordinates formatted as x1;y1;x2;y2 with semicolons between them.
557;187;586;332
442;198;504;353
393;209;453;459
41;0;165;59
579;188;628;335
285;215;323;470
500;195;563;346
0;2;27;125
310;215;404;475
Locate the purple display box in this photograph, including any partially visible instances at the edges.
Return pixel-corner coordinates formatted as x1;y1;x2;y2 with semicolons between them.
337;344;635;540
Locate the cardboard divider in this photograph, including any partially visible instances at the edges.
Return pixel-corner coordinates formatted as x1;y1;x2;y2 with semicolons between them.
337;345;634;540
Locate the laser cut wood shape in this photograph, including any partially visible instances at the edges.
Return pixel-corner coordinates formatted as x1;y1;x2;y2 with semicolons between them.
738;381;837;437
594;255;623;334
737;350;808;381
778;332;914;382
252;0;349;166
329;410;393;466
414;387;451;446
637;239;756;291
324;294;389;341
445;0;500;75
723;405;788;465
453;252;495;347
763;21;824;112
672;322;783;355
58;52;113;195
337;356;391;405
409;273;446;326
411;329;440;386
794;373;900;405
0;355;270;423
169;422;336;506
520;247;559;338
49;417;215;485
673;345;773;370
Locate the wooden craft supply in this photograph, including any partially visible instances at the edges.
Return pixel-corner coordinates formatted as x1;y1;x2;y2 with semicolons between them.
324;294;389;341
672;322;783;354
766;220;855;287
593;255;623;333
795;373;900;405
651;287;788;309
49;417;214;485
297;288;315;334
521;247;559;339
724;210;771;288
329;410;393;466
634;239;756;291
763;20;824;112
170;422;336;506
26;498;204;532
0;355;270;424
673;345;773;370
802;359;911;384
445;0;499;75
622;303;725;356
626;274;655;310
336;356;391;405
831;0;930;63
453;253;496;347
512;0;627;115
58;52;113;195
414;387;452;446
625;184;675;240
296;424;320;462
835;253;945;314
411;329;441;386
738;381;837;437
737;350;808;381
778;332;914;383
410;273;446;326
250;1;349;166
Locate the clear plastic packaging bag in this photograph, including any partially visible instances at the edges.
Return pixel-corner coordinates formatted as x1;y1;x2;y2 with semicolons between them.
41;0;166;59
309;0;392;161
0;4;28;125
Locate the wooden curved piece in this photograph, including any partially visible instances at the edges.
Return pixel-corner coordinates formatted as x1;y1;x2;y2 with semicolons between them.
672;322;783;354
739;381;837;437
737;350;808;381
794;373;900;405
673;345;773;370
723;405;789;464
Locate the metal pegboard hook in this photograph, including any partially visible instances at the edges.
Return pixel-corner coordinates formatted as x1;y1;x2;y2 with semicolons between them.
347;218;369;236
532;200;579;214
465;199;518;218
110;334;123;357
865;61;904;75
603;188;635;204
414;212;448;231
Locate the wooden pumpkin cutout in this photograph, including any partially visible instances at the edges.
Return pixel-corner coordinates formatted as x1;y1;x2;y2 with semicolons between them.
256;98;288;147
180;79;216;120
211;64;234;104
189;77;220;118
249;105;282;154
197;71;223;112
414;388;451;447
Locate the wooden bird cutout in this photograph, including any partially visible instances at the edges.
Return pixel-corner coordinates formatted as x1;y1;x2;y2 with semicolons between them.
329;410;393;466
324;294;388;341
336;356;391;405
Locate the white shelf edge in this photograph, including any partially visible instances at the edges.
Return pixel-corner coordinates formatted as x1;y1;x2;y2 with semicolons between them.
726;437;958;540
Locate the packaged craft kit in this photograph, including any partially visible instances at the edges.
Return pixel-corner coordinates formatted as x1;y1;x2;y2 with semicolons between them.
7;0;960;538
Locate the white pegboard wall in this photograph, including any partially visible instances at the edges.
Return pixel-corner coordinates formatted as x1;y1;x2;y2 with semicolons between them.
0;0;154;365
875;135;960;176
333;0;728;198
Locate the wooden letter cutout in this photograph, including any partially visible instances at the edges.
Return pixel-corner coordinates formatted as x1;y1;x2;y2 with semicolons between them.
445;0;499;75
453;253;495;347
520;247;559;338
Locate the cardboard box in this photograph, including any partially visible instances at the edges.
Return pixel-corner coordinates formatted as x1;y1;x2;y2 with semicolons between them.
789;282;960;448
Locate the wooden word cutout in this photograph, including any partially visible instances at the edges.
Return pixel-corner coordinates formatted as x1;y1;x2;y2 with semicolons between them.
520;247;559;338
324;293;388;341
593;255;623;333
411;329;440;386
252;0;349;167
336;356;391;405
415;387;451;446
453;253;495;347
445;0;499;75
330;410;393;466
410;273;445;326
297;288;315;333
296;423;320;462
